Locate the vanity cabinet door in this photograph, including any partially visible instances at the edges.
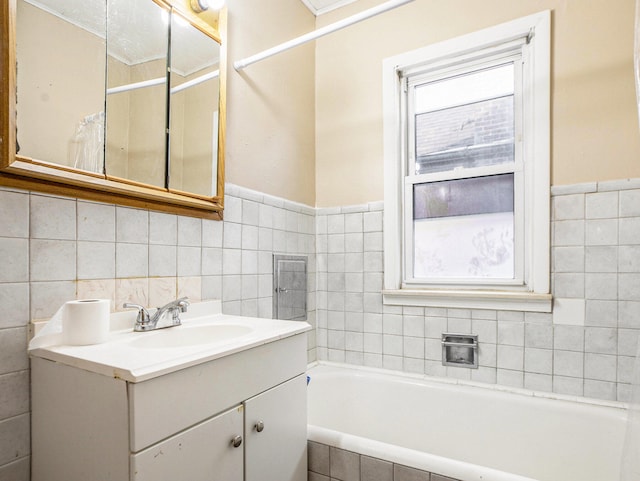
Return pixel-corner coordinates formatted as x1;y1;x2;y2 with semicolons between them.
244;374;308;481
131;405;244;481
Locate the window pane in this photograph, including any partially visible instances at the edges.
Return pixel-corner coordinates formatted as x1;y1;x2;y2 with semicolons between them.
413;174;513;219
413;63;514;175
413;175;514;279
415;63;514;113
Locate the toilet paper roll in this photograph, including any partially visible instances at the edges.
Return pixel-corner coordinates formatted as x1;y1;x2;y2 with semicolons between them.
62;299;111;346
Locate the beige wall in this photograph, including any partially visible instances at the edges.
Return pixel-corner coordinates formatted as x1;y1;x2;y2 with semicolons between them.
225;0;317;206
315;0;640;207
18;0;637;208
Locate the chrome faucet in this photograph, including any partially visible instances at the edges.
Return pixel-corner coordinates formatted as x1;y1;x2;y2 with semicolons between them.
123;297;190;332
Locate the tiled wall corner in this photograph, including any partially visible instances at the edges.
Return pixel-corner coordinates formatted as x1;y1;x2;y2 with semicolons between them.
315;202;384;366
0;183;317;476
220;185;316;326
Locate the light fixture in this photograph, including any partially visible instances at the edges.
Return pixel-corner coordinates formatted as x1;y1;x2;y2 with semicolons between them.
190;0;225;12
207;0;226;9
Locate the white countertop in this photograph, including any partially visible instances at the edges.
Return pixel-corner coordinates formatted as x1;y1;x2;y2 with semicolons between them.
29;300;311;383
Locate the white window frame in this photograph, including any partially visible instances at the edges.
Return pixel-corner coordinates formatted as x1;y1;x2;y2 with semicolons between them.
382;11;551;312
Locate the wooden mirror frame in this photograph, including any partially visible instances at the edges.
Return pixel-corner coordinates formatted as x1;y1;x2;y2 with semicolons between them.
0;0;226;220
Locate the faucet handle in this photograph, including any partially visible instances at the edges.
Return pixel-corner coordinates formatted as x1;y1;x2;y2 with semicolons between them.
173;298;189;323
176;297;190;313
123;303;151;326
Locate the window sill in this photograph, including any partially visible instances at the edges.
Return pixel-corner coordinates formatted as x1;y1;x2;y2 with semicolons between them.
382;288;552;313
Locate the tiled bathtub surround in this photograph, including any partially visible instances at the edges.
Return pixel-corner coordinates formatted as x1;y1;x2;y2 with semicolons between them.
0;183;316;479
308;441;457;481
315;179;640;404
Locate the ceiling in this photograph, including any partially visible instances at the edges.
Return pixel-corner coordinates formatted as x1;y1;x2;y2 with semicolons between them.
299;0;359;16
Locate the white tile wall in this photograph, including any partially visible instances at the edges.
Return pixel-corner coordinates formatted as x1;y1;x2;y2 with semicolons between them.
116;207;148;244
586;191;618;219
552;298;585;325
0;284;29;330
30;239;76;281
149;245;178;277
149;211;177;245
115;243;148;278
0;372;29;420
202;218;223;247
0;457;30;481
77;241;116;279
177;246;202;277
0;414;30;467
78;202;115;242
30;281;76;320
30;195;76;240
0;239;28;283
178;217;202;246
0;191;29;238
2;179;640;475
553;193;585;220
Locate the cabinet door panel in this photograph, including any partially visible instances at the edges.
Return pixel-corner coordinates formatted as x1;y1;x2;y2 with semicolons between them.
131;405;243;481
244;374;307;481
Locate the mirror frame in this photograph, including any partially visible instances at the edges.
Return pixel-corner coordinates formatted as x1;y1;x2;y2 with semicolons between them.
0;0;226;220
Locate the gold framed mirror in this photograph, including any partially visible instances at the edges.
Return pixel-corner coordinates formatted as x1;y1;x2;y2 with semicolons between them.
0;0;226;219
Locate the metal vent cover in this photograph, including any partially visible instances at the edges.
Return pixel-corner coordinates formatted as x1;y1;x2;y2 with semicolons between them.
272;254;307;321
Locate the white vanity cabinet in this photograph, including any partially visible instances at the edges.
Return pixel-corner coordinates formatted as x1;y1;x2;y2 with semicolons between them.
31;332;308;481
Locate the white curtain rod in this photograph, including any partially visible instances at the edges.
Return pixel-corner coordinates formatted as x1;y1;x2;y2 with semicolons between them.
234;0;415;71
106;70;219;96
170;70;219;94
106;77;165;95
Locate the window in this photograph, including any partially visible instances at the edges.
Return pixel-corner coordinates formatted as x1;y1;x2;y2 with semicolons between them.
383;11;551;312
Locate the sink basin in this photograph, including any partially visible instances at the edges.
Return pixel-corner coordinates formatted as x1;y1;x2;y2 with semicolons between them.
128;324;252;349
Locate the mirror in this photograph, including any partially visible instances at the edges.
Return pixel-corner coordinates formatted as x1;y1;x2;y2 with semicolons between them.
169;11;220;197
2;0;225;218
16;0;107;171
105;0;170;189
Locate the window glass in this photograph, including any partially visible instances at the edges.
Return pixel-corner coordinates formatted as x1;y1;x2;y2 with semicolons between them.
413;63;515;175
413;174;514;279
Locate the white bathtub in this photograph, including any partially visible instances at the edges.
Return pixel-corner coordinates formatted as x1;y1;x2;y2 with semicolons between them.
307;363;627;481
